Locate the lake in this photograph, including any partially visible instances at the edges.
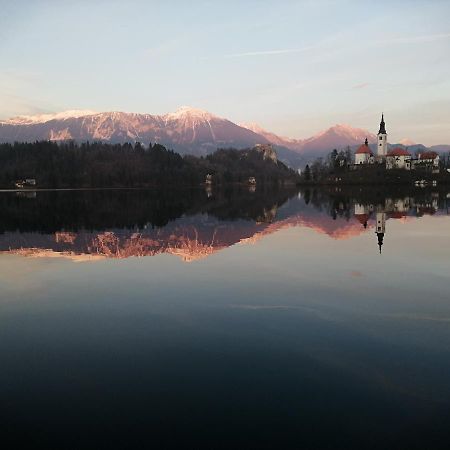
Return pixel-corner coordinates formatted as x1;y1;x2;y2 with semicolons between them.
1;187;449;449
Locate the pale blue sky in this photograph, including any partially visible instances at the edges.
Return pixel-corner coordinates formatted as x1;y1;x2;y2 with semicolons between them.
1;0;449;144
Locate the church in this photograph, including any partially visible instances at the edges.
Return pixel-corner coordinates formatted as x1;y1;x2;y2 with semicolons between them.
354;114;439;172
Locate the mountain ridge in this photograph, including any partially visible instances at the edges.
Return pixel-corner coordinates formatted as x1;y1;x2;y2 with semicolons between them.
1;108;445;169
0;107;270;156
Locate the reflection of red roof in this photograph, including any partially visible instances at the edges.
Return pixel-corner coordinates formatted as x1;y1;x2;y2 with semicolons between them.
355;144;372;155
388;147;411;157
417;207;436;216
389;211;406;219
419;151;438;160
354;213;369;225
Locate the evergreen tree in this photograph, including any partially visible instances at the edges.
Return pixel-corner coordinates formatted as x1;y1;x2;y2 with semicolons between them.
304;164;311;181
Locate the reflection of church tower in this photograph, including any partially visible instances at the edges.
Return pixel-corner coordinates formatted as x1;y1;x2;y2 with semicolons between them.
377;113;388;157
375;212;386;253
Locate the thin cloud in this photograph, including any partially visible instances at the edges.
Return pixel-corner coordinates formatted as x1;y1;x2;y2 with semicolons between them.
374;313;450;323
377;32;450;45
224;45;316;58
352;83;369;90
243;32;450;65
142;37;185;58
230;304;307;310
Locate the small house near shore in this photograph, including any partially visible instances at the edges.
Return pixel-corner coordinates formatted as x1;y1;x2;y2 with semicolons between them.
15;179;37;189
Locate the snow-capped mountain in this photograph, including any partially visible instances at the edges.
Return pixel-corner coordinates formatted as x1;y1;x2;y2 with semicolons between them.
2;107;430;168
0;107;269;156
4;109;98;125
0;108;376;155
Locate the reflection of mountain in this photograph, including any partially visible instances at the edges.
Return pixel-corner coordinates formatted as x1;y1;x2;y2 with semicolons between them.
0;222;239;262
0;188;289;261
0;188;447;261
0;213;366;262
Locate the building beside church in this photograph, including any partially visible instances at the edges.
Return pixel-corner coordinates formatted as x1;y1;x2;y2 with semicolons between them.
386;147;412;170
415;151;440;173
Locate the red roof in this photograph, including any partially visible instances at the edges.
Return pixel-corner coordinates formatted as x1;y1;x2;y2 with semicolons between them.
387;147;411;157
419;151;438;160
355;144;372;155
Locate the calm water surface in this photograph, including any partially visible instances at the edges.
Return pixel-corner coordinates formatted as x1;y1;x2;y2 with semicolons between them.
1;187;449;449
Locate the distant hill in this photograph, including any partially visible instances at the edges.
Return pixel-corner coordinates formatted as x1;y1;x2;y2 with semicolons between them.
239;122;303;151
239;122;377;157
430;144;450;153
299;124;377;155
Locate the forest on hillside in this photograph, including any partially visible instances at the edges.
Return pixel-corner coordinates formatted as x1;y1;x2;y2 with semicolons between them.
0;141;299;189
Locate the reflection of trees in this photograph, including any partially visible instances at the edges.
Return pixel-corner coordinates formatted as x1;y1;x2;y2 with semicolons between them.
300;188;352;221
0;187;295;234
299;186;448;222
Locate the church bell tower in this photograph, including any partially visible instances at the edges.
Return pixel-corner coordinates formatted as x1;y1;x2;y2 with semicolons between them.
377;113;387;157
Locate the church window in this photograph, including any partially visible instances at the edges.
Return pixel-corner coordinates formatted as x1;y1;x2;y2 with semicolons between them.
379;136;383;140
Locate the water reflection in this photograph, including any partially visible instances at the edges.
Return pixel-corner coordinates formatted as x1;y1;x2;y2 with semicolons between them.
1;187;450;449
0;187;448;260
352;192;442;253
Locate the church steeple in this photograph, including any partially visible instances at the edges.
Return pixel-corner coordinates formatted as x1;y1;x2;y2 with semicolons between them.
377;113;388;157
378;113;387;135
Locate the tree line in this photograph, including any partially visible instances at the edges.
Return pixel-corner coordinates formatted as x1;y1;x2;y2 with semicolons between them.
302;147;354;182
0;141;299;189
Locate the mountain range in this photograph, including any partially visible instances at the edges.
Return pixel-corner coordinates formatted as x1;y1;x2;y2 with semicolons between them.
0;107;446;168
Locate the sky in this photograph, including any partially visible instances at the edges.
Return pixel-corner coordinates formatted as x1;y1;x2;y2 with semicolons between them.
1;0;449;145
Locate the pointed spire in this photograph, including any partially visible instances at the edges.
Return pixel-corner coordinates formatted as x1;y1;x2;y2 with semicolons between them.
378;113;387;135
